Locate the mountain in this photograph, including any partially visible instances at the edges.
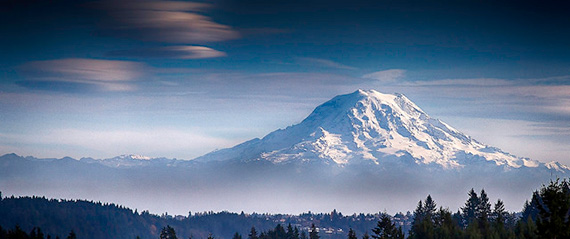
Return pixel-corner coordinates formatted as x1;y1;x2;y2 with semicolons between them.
195;89;540;170
0;89;567;215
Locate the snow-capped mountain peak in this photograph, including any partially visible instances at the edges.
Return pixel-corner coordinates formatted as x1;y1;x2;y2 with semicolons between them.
195;89;542;170
115;154;151;160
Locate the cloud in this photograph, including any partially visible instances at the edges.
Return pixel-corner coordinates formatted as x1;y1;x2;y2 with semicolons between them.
96;0;240;44
404;78;513;87
107;45;227;59
362;69;406;82
17;58;148;92
296;57;357;70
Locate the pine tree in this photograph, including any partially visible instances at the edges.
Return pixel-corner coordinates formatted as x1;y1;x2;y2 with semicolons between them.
462;189;479;227
434;207;462;239
347;228;357;239
233;232;243;239
66;230;76;239
309;224;319;239
515;216;538;239
521;191;540;222
160;226;178;239
477;189;491;237
424;195;437;217
293;227;300;239
361;233;370;239
286;224;294;239
492;199;508;238
409;195;437;239
8;225;28;239
535;179;570;238
371;214;404;239
249;227;259;239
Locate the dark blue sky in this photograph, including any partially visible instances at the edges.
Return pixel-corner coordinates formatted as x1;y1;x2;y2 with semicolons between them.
1;0;570;164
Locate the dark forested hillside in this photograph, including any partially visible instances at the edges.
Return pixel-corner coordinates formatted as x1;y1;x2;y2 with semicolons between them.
2;179;570;239
0;194;399;239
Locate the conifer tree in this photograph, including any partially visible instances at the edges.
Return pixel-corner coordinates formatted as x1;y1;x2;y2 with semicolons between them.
159;226;178;239
309;224;319;239
293;227;300;239
371;214;404;239
535;179;570;238
249;227;259;239
409;195;437;239
233;232;243;239
477;189;492;237
347;228;357;239
66;230;77;239
462;189;479;227
286;224;294;239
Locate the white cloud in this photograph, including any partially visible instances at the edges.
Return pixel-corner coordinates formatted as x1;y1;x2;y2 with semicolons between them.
296;57;357;70
362;69;406;82
404;78;513;86
108;45;227;59
97;0;239;44
19;58;149;92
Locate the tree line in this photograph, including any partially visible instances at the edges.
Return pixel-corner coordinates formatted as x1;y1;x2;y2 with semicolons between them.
1;179;570;239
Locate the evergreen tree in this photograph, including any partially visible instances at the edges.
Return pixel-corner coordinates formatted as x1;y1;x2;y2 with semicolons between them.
477;189;491;238
233;232;243;239
409;195;437;239
66;230;76;239
347;228;357;239
514;216;538;239
272;224;286;239
293;227;300;239
492;199;509;238
286;224;294;239
249;227;258;239
464;220;482;239
309;224;319;239
535;179;570;238
300;231;307;239
0;225;6;239
521;191;540;222
361;233;370;239
7;225;28;239
434;207;462;239
462;189;479;227
30;227;45;239
424;195;437;217
371;214;404;239
160;226;178;239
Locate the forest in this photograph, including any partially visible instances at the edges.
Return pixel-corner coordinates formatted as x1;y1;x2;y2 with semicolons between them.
1;179;569;239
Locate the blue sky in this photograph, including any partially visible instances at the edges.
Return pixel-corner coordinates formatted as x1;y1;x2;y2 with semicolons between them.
1;0;570;165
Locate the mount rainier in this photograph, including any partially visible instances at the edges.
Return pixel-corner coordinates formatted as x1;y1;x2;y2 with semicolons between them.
1;89;567;214
196;89;545;170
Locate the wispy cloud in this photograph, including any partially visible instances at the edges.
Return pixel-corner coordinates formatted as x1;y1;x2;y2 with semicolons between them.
296;57;357;70
18;58;148;92
96;0;239;44
107;45;227;59
362;69;406;83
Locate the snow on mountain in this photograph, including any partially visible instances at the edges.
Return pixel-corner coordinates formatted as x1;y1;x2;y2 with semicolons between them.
195;89;548;171
80;154;178;168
